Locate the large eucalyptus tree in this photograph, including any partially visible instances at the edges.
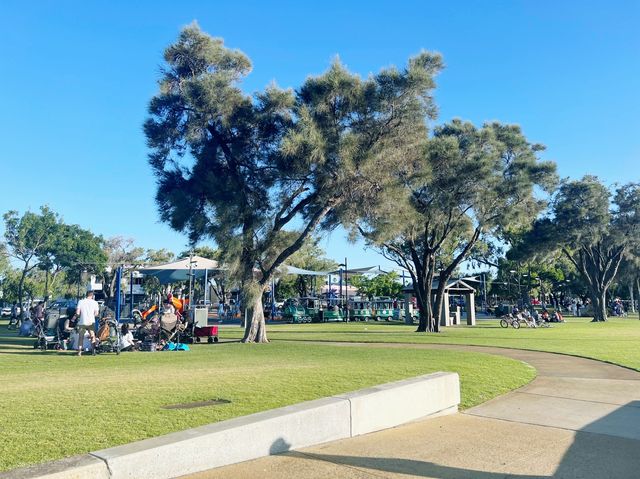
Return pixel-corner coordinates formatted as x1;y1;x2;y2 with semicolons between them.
357;120;557;332
553;178;639;321
145;24;442;342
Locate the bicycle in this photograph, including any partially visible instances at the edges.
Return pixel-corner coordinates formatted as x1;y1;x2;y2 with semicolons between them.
499;314;520;329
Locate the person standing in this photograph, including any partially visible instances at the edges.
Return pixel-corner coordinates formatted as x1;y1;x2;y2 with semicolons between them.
75;291;99;356
9;303;19;328
34;301;45;327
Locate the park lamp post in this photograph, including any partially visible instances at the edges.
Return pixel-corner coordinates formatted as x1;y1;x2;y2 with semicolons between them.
338;258;348;322
509;270;516;302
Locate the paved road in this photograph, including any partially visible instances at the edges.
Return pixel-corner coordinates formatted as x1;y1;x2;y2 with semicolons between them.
183;344;640;478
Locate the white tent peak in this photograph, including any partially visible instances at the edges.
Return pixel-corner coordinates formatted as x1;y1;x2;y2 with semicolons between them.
141;255;219;271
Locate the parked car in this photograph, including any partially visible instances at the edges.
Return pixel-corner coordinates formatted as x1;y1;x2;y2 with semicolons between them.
47;300;77;318
2;305;21;317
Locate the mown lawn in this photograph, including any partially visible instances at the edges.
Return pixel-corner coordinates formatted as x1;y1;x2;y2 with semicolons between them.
0;322;533;472
225;316;640;371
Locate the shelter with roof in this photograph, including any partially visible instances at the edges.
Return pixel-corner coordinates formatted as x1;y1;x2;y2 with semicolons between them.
402;278;476;326
139;255;225;307
139;256;223;284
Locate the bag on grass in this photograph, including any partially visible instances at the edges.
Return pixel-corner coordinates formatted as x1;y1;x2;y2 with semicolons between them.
163;342;190;351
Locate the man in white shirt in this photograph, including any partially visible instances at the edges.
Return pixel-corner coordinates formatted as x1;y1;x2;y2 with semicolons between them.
75;291;100;356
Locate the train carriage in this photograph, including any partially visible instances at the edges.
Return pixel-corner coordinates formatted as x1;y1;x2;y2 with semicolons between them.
349;299;372;321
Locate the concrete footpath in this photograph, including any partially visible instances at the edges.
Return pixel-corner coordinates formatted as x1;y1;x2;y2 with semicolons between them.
184;344;640;479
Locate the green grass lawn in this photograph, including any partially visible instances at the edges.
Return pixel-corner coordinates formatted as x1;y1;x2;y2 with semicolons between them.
228;316;640;371
0;322;533;472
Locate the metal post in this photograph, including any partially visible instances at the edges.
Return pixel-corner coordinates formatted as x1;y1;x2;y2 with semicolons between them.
115;266;122;324
204;268;208;306
327;274;331;304
188;251;195;322
344;257;349;322
129;270;134;321
482;273;487;313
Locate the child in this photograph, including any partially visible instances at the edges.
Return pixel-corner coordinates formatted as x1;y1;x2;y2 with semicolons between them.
118;323;137;352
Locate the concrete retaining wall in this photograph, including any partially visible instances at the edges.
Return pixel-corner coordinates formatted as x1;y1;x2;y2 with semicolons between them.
92;396;351;479
338;371;461;436
1;372;459;479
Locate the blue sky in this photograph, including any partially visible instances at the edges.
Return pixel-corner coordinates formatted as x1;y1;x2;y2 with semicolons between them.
1;0;638;269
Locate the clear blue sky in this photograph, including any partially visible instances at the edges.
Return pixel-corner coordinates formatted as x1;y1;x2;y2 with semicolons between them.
1;0;638;269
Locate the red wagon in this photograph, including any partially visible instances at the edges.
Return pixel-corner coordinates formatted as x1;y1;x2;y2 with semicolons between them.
194;325;219;343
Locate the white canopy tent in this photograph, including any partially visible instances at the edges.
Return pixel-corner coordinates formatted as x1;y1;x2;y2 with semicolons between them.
138;256;223;284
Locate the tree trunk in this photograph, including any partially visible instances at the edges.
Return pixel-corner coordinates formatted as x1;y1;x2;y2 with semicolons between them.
636;277;640;320
17;267;28;315
44;270;49;305
591;289;608;322
629;283;636;314
242;285;268;343
414;257;435;333
432;282;447;333
563;245;624;324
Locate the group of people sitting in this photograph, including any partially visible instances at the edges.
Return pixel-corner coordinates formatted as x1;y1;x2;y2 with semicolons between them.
512;306;564;327
14;292;186;354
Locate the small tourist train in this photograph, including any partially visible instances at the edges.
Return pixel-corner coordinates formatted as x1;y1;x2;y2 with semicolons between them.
280;296;418;323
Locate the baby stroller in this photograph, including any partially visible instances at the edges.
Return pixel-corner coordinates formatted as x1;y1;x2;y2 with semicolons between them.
95;317;122;355
159;311;188;344
33;312;62;351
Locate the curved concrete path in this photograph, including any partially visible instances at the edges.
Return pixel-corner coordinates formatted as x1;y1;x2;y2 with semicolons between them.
183;344;640;479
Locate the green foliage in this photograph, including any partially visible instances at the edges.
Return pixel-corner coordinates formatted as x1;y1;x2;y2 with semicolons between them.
3;206;59;266
177;246;219;261
350;272;403;299
3;206;61;304
144;248;175;265
40;223;107;289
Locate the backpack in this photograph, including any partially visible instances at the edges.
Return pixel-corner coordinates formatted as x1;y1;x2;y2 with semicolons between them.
97;324;110;341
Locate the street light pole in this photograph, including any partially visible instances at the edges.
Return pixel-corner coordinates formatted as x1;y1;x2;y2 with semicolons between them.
344;257;349;322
